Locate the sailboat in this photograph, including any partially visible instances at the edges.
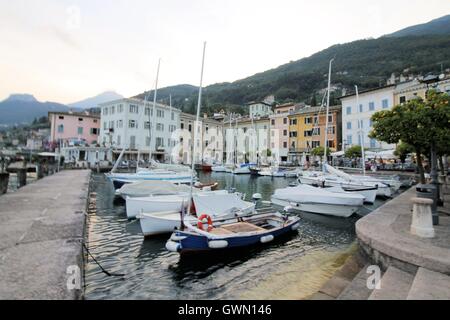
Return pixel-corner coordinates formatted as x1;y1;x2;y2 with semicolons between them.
166;42;300;254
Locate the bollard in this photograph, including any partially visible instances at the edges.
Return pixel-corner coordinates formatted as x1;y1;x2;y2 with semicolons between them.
0;172;9;194
16;169;27;188
411;197;435;238
416;184;438;225
36;164;44;180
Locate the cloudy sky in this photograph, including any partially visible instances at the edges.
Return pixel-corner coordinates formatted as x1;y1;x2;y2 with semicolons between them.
1;0;450;104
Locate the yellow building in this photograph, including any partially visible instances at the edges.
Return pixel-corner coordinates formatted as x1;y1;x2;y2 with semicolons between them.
287;105;342;163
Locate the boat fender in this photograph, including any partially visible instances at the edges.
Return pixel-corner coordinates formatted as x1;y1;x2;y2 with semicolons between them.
260;235;274;243
208;240;228;249
165;240;181;252
170;234;187;241
291;223;300;231
197;214;214;232
252;193;262;201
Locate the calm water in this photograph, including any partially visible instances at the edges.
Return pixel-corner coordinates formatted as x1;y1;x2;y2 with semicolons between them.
84;172;389;300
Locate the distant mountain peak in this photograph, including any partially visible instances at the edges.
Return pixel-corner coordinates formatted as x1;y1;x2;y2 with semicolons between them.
5;94;38;103
68;91;124;109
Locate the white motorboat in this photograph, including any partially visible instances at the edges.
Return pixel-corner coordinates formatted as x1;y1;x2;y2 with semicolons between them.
271;184;364;217
211;165;227;172
298;174;378;203
106;170;195;189
137;192;256;236
126;189;229;219
116;180;193;200
232;164;252;174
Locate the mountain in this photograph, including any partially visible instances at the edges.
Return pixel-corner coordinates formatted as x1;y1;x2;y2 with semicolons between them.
68;91;124;109
385;14;450;37
0;94;70;125
135;35;450;115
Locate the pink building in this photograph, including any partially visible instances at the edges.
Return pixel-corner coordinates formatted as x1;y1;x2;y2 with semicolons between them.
269;103;299;163
49;111;100;146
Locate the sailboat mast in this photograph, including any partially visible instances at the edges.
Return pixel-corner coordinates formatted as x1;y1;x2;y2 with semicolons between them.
149;59;161;164
323;58;334;170
355;85;366;176
186;41;207;218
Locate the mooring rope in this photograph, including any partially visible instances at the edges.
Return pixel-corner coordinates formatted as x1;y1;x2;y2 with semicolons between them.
82;242;125;278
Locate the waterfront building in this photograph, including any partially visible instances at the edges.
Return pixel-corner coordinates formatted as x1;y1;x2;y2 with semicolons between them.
394;76;450;105
49;111;100;146
269;103;299;163
178;113;224;164
60;146;112;168
288;105;342;164
340;85;395;151
99;98;181;162
247;95;275;118
224;115;271;165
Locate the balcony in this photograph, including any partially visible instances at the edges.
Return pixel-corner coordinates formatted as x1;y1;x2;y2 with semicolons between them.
288;147;311;154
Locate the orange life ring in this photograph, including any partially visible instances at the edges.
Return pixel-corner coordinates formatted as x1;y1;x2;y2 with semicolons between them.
197;214;213;232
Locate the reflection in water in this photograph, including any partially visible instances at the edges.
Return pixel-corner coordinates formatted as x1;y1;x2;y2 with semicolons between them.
84;172;390;300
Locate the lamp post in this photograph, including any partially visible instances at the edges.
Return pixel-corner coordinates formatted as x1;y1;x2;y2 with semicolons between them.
421;75;440;225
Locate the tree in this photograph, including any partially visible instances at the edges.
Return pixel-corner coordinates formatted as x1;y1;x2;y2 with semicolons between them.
345;145;364;159
394;142;414;164
311;146;331;161
369;90;450;183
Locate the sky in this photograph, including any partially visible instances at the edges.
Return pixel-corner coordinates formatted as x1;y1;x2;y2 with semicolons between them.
1;0;450;104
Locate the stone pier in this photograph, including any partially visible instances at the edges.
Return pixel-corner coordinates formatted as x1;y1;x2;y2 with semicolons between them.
0;170;91;299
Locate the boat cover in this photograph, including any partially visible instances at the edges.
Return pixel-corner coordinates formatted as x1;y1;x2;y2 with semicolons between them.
193;193;255;216
119;180;195;197
273;184;364;206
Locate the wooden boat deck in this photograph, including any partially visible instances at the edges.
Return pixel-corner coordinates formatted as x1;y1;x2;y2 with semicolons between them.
209;222;267;235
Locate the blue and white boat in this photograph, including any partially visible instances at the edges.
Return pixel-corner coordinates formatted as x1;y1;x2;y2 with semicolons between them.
165;211;300;254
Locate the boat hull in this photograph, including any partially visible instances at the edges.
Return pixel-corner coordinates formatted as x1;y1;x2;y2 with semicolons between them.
270;197;359;218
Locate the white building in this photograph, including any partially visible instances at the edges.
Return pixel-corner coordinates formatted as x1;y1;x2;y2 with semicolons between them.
340;85;396;151
99;98;181;162
247;95;274;118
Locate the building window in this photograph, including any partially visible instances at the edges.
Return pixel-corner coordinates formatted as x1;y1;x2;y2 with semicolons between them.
59;116;64;120
290;131;297;138
157;110;164;118
346;106;352;115
118;104;123;113
312;141;320;148
283;142;288;148
358;120;363;129
145;107;151;116
359;104;363;113
129;120;136;128
146;136;150;146
369;119;373;127
117;120;123;128
369;102;375;111
103;108;108;115
78;127;83;135
399;96;406;104
103;122;107;130
111;106;115;114
90;128;99;135
117;135;121;146
93;119;98;123
290;118;297;125
347;121;352;130
382;99;389;109
129;104;139;113
188;124;192;132
283;129;288;136
181;123;184;130
283;118;288;125
156;137;164;148
328;140;336;148
312;128;320;136
328;126;335;135
304;117;312;124
58;124;64;133
130;136;136;149
144;121;151;130
271;119;275;126
328;115;333;123
347;135;353;145
156;123;164;131
171;112;175;121
304;130;312;137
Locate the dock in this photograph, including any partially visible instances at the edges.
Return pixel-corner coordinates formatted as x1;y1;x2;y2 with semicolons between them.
312;181;450;300
0;170;91;299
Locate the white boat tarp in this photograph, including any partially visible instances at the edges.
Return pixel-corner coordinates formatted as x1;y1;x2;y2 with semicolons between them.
273;184;364;206
193;193;255;216
119;180;194;197
324;163;353;181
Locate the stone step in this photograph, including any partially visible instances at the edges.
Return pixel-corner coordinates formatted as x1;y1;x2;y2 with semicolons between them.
337;264;377;300
368;266;415;300
407;267;450;300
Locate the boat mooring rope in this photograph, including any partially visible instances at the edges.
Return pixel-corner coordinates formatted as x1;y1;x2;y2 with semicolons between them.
82;242;125;278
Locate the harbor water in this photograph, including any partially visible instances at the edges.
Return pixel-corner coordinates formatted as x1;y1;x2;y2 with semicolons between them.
84;172;391;300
